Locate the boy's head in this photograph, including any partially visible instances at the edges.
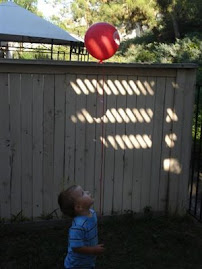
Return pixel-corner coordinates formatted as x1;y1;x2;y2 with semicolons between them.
58;185;94;218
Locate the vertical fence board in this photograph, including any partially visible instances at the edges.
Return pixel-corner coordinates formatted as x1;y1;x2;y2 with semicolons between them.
158;77;175;212
168;70;185;213
103;76;116;215
139;77;154;209
122;76;134;212
113;76;126;214
124;76;137;213
178;70;196;213
0;74;10;219
43;74;54;215
94;76;103;213
130;76;141;212
65;74;76;188
21;74;33;218
138;77;148;211
150;77;166;211
10;74;21;217
98;75;108;214
32;74;44;218
84;75;97;199
141;77;156;210
53;74;65;214
75;75;86;188
133;77;146;212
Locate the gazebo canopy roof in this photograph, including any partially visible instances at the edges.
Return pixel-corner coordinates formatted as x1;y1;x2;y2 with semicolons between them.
0;1;82;45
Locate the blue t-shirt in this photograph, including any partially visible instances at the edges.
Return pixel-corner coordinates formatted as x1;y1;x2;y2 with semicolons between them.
64;209;98;269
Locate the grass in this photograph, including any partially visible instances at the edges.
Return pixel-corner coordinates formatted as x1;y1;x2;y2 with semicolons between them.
1;214;202;269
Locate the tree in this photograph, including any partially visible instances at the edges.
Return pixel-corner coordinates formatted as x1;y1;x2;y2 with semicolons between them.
156;0;202;40
44;0;202;42
98;0;159;33
156;0;181;39
70;0;99;28
46;0;159;34
0;0;43;16
15;0;38;13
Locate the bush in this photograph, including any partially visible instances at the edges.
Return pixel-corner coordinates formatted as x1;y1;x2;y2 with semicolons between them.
124;36;202;64
123;35;202;84
125;44;156;62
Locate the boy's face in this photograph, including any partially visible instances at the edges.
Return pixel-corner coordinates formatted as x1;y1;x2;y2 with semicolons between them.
72;186;94;212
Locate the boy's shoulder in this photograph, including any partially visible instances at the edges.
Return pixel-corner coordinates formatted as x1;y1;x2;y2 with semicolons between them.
72;216;87;228
72;209;97;228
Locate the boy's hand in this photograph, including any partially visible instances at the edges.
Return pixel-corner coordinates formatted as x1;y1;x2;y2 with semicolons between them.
94;244;105;255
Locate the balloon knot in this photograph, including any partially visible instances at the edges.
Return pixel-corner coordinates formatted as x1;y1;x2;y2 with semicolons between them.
99;60;103;64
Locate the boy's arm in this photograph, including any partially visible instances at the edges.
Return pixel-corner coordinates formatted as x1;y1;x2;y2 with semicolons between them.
73;244;105;255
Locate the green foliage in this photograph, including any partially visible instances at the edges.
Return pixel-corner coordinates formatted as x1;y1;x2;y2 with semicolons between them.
155;0;202;40
15;51;35;60
197;66;202;85
120;32;157;54
15;0;38;12
192;85;202;141
0;0;44;16
49;0;159;36
124;35;202;65
70;0;100;27
46;0;202;43
192;106;202;141
97;0;158;31
0;0;38;13
14;51;50;60
125;44;156;63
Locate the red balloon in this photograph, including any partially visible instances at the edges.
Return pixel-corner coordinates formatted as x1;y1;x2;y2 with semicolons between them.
84;22;120;62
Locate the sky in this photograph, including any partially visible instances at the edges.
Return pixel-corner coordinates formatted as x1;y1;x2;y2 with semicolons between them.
37;0;71;19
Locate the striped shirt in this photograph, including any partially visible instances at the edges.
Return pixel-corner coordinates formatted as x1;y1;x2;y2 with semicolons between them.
64;209;98;269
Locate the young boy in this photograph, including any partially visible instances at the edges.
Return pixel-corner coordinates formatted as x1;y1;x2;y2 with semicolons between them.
58;185;105;269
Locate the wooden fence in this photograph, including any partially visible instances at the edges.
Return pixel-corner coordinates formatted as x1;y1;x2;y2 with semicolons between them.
0;60;197;220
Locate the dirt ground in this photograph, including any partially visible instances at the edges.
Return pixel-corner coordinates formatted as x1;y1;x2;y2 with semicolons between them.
1;214;202;269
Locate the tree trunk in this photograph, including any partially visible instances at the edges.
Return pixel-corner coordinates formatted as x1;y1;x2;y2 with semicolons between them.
170;13;180;39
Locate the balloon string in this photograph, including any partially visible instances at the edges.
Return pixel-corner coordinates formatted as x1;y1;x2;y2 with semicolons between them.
98;62;105;216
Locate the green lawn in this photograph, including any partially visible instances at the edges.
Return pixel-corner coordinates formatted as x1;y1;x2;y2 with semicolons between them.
1;214;202;269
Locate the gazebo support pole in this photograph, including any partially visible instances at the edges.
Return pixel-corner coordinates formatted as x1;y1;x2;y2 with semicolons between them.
51;40;53;60
70;42;72;61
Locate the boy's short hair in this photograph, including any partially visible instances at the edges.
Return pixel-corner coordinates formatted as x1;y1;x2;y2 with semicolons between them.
58;185;78;218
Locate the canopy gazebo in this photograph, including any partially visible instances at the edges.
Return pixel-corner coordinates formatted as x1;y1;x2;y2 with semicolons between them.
0;1;88;61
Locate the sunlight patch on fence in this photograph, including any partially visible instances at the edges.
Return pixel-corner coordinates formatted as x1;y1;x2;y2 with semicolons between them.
100;134;152;150
166;108;178;123
77;78;90;95
163;158;182;174
70;78;155;96
84;78;96;93
70;108;154;124
165;133;177;148
106;79;119;95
